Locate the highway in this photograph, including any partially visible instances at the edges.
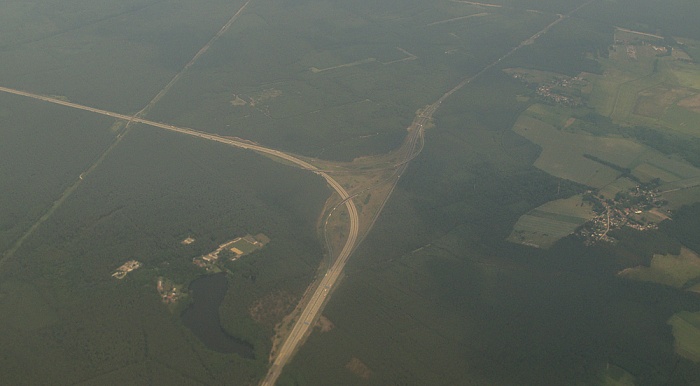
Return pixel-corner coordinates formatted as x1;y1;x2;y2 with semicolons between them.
261;194;358;385
0;83;360;386
0;1;596;383
263;2;596;381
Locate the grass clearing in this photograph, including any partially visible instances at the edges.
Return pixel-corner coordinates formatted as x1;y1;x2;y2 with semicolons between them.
663;186;700;209
508;194;596;248
229;237;261;255
618;247;700;289
678;92;700;113
514;111;646;188
583;36;700;139
661;104;700;137
669;311;700;362
669;60;700;90
602;364;635;386
633;86;694;119
599;178;638;199
515;102;700;198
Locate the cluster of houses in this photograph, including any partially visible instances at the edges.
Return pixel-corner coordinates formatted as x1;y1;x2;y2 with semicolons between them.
578;185;668;245
193;233;270;270
157;277;181;304
111;260;142;279
534;78;584;107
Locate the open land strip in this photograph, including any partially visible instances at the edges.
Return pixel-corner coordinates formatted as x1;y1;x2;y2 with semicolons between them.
450;0;502;8
426;12;489;27
0;0;253;269
381;47;418;65
310;58;376;73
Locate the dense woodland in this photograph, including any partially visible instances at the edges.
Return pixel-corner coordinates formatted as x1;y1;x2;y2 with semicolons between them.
1;0;700;384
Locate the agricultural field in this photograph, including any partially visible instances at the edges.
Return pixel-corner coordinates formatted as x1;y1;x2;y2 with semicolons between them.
515;107;700;194
664;186;700;209
513;112;645;188
602;365;636;386
506;36;700;246
618;247;700;289
669;311;700;362
585;30;700;137
598;177;639;199
508;194;596;249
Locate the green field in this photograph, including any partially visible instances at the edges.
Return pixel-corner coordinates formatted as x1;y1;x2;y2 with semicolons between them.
514;112;645;188
619;247;700;289
664;185;700;208
583;34;700;138
598;177;639;199
505;30;700;251
510;72;700;205
230;237;261;255
508;194;596;248
669;311;700;362
602;364;636;386
515;110;700;190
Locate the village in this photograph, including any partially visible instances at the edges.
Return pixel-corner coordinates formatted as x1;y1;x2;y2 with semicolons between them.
509;70;586;107
577;182;669;245
534;78;585;107
157;277;182;304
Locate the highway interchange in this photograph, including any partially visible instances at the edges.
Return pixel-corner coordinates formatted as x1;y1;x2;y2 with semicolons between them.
0;1;594;383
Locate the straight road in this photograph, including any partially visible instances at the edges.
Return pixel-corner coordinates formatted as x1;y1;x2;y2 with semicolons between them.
0;0;252;269
138;0;251;116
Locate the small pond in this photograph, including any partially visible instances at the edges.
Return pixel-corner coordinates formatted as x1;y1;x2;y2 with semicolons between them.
181;273;255;359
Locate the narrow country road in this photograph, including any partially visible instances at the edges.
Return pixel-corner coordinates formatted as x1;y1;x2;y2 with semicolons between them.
0;0;252;269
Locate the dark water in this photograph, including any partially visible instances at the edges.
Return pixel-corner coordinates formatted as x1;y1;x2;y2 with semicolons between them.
181;273;255;359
